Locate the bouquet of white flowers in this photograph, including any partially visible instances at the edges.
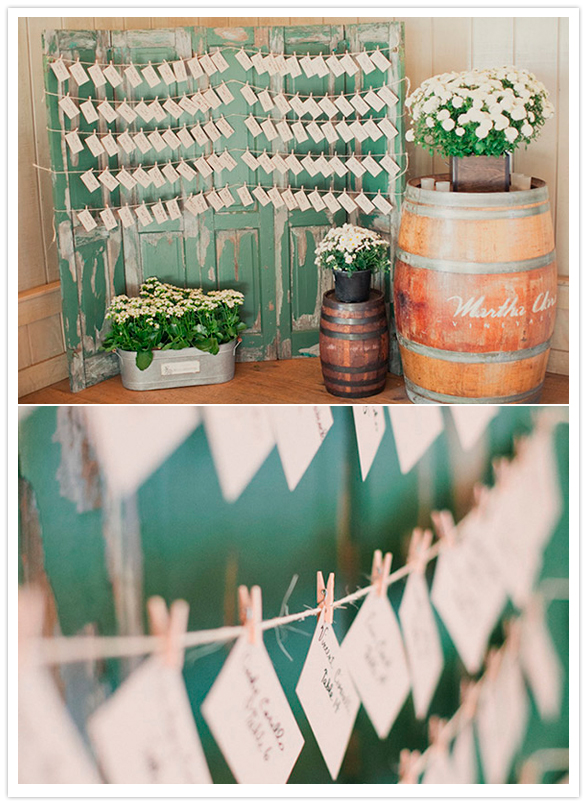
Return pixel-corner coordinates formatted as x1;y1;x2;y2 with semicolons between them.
315;224;390;275
405;66;554;158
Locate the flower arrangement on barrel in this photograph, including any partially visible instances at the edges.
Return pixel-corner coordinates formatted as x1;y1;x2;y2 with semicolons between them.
103;278;246;390
405;66;555;191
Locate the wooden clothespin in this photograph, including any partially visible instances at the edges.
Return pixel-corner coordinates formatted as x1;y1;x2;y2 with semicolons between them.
485;646;503;682
238;585;262;645
503;617;522;655
473;482;491;511
398;748;421;783
428;715;448;752
317;571;335;624
147;595;189;670
407;527;434;574
371;550;392;597
459;678;479;721
492;455;512;485
18;586;46;669
431;510;457;548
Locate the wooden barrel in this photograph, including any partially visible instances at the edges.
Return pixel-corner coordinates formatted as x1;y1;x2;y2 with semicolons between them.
319;290;389;397
393;176;558;404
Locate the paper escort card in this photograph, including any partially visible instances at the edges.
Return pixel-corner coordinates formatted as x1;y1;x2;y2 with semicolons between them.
476;649;529;784
204;405;275;502
430;508;507;674
19;664;101;783
388;407;444;474
450;721;477;783
519;602;563;720
399;572;443;719
50;57;71;82
352;406;386;481
64;129;83;155
421;744;453;784
342;591;411;739
451;407;499;451
296;612;360;779
270;406;333;491
88;656;211;783
161;162;180;185
77;209;97;232
202;635;304;783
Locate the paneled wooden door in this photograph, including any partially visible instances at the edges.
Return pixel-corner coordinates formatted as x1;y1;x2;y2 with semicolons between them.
44;22;404;390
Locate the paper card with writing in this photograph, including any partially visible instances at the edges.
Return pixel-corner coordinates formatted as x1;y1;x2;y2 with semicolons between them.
291;121;309;144
77;209;97;232
101;132;119;157
177;126;195;149
58;94;79;120
377;118;398;139
245;115;263;138
450;407;499;451
219;151;238;172
103;62;123;88
202;635;304;783
274;54;287;75
201;154;220;174
355;51;376;74
370;48;392;72
116;131;135;154
252;185;271;207
64;130;84;155
296;614;360;779
346;156;366;178
519;603;563;720
19;665;101;783
378;86;399;106
216;117;235;139
50;57;71;82
97;99;117;123
151;200;169;225
342;591;411;739
190;124;209;146
118;205;135;228
352;406;386;481
218;187;236;208
235;48;253;71
268;187;285;209
304;96;323;120
450;721;477;783
421;745;454;784
251;51;267;75
204;405;275;502
281;187;298;211
271;154;289;174
476;650;529;783
149;99;167;122
162;128;182;150
202;87;222;110
335;120;354;143
134;128;154;153
373;193;393;215
261;118;279;141
388;407;444;474
98;170;119;192
172;59;188;83
326;54;345;77
124;63;143;88
286;54;302;78
186;55;204;79
79;98;99;123
309;189;326;212
364;89;386;112
294;188;311;212
264;54;278;76
363;154;383;177
430;509;507;673
321;121;339;145
148;129;167;153
318;96;338;118
216;82;234;106
210;49;229;73
338;191;357;213
301;154;318;177
273;93;291;115
190;192;209;214
363;119;384;142
163;97;184;118
135;203;154;227
178;94;198;116
240;83;258;106
284;153;302;176
270;406;333;491
100;207;118;231
117;100;137;124
133;166;152;188
355;192;375;215
141;63;161;88
312;54;330;78
349;120;368;143
148;165;166;189
315;155;333;177
166;198;182;221
237;184;254;207
381;154;400;176
340;53;359;76
257;151;273;174
307;121;324;144
88;656;211;784
276;120;293;143
206;190;224;212
198;52;217;76
117;168;137;190
399;572;444;719
329;155;347;178
134;99;152;122
299;53;315;78
289;94;306;116
157;60;175;85
80;169;100;193
88;62;107;87
257;89;274;112
241;149;259;171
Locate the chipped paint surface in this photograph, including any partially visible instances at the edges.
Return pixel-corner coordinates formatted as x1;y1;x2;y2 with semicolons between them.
53;408;101;513
213;27;249;42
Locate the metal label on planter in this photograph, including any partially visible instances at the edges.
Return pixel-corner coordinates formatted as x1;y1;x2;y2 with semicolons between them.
161;360;201;376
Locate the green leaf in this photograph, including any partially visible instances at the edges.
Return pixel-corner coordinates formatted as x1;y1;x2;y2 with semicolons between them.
135;350;154;371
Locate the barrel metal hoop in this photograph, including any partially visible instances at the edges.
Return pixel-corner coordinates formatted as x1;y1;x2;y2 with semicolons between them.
405;179;548;208
320;325;388;340
404;378;544;404
321;312;383;326
323;289;384;311
403;201;551;220
324;386;387;398
324;374;387;387
321;360;387;374
395;248;556;275
397;334;551;364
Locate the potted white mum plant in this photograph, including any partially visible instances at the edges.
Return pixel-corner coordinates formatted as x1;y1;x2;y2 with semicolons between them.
405;65;554;191
315;223;391;303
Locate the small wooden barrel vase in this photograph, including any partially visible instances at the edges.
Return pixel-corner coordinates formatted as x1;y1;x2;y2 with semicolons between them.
319;290;389;398
393;176;558;404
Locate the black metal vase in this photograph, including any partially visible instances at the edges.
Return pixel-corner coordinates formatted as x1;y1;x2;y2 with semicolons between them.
333;269;372;303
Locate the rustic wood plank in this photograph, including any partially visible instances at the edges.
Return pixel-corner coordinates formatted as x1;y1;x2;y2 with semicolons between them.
18;325;32;370
17;359;569;404
403;17;433;181
18;280;62;325
28;314;65;363
556;17;569;277
18;352;69;397
122;18;153;30
471;17;514;68
546;348;569;375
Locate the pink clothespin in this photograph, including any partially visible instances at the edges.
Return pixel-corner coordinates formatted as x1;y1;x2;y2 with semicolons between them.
371;550;392;596
147;595;189;670
473;482;491;511
485;646;503;682
431;510;457;548
407;527;434;574
18;586;46;669
503;617;522;655
459;678;479;721
238;585;262;645
428;715;448;753
398;748;421;783
317;571;335;624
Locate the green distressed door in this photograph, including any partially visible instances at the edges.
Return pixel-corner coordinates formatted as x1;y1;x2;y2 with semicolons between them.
43;22;404;390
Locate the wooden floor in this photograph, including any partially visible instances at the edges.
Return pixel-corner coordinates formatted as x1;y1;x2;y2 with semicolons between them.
19;358;569;405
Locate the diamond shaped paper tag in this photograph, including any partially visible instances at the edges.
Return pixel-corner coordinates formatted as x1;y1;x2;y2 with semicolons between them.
399;572;443;719
88;656;211;783
450;721;478;783
296;613;360;779
342;591;411;739
202;635;304;783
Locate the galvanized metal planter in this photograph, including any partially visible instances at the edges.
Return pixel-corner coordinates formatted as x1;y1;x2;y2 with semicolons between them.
117;341;238;391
